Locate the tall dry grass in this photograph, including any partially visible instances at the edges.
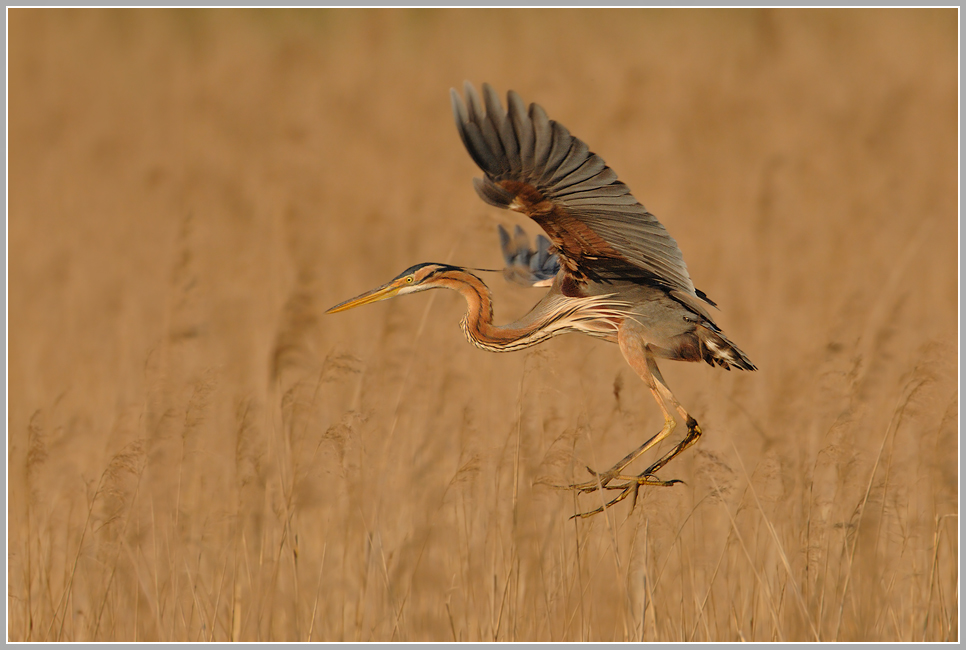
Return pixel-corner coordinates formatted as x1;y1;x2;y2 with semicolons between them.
8;8;958;641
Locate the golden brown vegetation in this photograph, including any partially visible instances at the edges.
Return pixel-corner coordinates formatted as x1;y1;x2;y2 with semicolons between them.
8;8;958;642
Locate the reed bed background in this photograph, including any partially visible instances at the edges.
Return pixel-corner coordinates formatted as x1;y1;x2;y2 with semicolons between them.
8;8;958;641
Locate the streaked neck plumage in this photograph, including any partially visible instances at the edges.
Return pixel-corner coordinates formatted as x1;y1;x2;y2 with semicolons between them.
432;269;630;352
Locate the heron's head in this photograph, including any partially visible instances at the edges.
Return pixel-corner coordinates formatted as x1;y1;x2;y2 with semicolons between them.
326;263;466;314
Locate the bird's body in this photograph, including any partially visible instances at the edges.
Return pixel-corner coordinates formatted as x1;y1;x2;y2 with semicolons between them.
327;83;755;517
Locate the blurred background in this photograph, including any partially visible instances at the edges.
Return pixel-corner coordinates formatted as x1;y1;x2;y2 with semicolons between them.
8;8;958;642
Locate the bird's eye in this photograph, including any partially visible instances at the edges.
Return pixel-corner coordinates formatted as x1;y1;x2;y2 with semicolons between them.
406;276;414;283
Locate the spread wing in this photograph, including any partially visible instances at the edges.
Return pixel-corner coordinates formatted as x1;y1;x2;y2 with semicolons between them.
451;82;714;314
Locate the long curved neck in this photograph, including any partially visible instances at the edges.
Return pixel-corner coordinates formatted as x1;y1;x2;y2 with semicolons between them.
435;271;555;352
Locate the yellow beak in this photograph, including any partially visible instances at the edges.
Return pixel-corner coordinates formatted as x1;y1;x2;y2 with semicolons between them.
326;280;403;314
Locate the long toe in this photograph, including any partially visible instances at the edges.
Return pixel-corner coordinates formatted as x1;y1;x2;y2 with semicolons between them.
569;473;684;518
571;485;635;519
567;467;623;492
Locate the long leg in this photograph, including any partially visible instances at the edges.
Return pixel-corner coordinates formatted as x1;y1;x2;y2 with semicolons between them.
636;356;703;477
567;327;674;492
567;324;702;517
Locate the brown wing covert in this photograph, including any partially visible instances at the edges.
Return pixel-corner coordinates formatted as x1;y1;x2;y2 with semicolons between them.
451;82;713;316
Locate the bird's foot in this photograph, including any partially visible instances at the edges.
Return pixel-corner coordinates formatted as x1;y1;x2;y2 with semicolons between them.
556;416;702;518
568;471;683;519
565;464;678;493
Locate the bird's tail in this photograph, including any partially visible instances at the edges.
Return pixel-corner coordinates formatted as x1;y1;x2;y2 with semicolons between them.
696;324;757;371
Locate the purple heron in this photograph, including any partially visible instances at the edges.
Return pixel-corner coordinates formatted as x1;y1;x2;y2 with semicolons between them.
327;83;756;517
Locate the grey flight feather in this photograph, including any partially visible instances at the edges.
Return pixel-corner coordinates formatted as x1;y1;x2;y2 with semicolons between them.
451;82;714;318
498;224;561;287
